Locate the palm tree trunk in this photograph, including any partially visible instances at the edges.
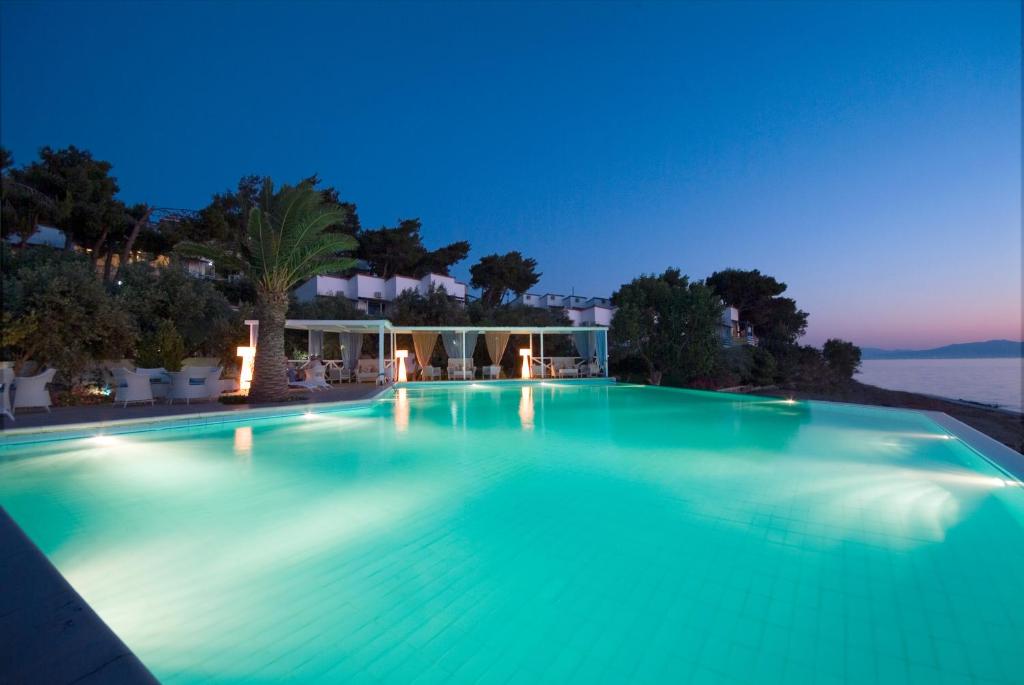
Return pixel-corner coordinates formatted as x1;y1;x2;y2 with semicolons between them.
248;290;290;403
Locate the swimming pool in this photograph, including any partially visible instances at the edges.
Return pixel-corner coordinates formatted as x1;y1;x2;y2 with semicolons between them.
2;382;1023;683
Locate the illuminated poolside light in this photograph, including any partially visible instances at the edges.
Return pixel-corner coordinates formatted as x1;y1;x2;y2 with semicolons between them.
237;346;255;391
89;435;120;446
520;348;532;379
394;350;408;382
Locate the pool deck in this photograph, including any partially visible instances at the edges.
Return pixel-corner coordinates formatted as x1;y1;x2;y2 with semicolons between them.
0;384;389;437
0;508;159;685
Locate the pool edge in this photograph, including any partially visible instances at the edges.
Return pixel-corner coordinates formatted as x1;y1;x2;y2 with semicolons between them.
0;507;160;685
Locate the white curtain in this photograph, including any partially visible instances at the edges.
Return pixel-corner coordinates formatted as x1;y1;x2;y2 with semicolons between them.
441;331;478;360
572;331;597;360
484;332;511;365
340;332;363;371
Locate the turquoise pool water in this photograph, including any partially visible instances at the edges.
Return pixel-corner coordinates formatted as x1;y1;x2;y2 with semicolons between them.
2;383;1023;684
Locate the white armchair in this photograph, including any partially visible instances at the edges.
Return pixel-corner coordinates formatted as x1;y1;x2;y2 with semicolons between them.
482;365;501;380
206;366;225;400
113;368;155;407
447;358;475;381
356;359;381;383
421;365;442;381
13;368;57;413
134;366;171;399
166;369;213;405
1;367;14;420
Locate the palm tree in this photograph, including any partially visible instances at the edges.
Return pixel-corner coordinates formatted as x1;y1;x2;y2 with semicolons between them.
178;179;356;403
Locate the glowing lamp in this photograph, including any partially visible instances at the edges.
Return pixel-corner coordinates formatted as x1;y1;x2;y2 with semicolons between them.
520;348;532;379
395;350;409;382
237;346;255;391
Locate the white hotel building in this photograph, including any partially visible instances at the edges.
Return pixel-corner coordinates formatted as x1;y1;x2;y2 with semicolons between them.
508;293;615;327
294;273;469;316
294;273;616;327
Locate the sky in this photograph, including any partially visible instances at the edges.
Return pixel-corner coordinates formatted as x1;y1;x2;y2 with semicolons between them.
1;1;1020;349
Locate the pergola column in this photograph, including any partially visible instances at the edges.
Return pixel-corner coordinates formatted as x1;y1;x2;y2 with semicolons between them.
539;332;545;378
377;323;385;383
602;328;609;377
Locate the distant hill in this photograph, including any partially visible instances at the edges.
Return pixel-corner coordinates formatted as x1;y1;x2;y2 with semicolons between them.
861;339;1023;360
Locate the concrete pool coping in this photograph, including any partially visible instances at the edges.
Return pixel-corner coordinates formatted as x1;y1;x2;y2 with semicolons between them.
0;508;160;685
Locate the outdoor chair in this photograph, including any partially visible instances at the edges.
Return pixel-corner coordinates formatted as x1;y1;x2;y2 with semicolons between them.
134;366;172;398
206;366;225;400
421;365;442;381
166;369;213;405
303;364;331;391
356;359;381;383
448;358;475;381
13;368;57;413
1;367;14;421
113;368;155;407
482;365;501;380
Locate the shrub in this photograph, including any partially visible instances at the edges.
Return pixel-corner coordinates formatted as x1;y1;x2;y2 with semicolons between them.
116;261;242;364
135;319;186;371
1;246;136;384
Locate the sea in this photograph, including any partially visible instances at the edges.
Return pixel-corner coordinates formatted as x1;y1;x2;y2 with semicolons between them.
856;357;1023;413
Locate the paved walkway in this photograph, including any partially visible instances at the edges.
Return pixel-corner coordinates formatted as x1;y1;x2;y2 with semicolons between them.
1;384;387;433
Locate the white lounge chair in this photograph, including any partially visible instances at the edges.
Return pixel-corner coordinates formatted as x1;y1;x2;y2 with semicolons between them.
421;365;442;381
448;358;475;381
482;365;501;380
166;369;213;405
13;368;57;413
1;367;14;421
113;368;155;407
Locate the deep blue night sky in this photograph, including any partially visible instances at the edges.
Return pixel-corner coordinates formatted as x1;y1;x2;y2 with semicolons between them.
2;1;1019;347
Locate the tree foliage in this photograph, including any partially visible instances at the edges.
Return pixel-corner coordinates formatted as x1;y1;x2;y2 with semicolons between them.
1;246;136;381
822;338;861;381
356;218;469;279
390;284;470;326
116;261;242;362
9;146;124;251
609;268;724;385
706;268;808;347
469;251;541;308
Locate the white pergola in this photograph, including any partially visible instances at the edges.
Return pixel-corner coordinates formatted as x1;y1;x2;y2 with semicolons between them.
244;319;609;382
